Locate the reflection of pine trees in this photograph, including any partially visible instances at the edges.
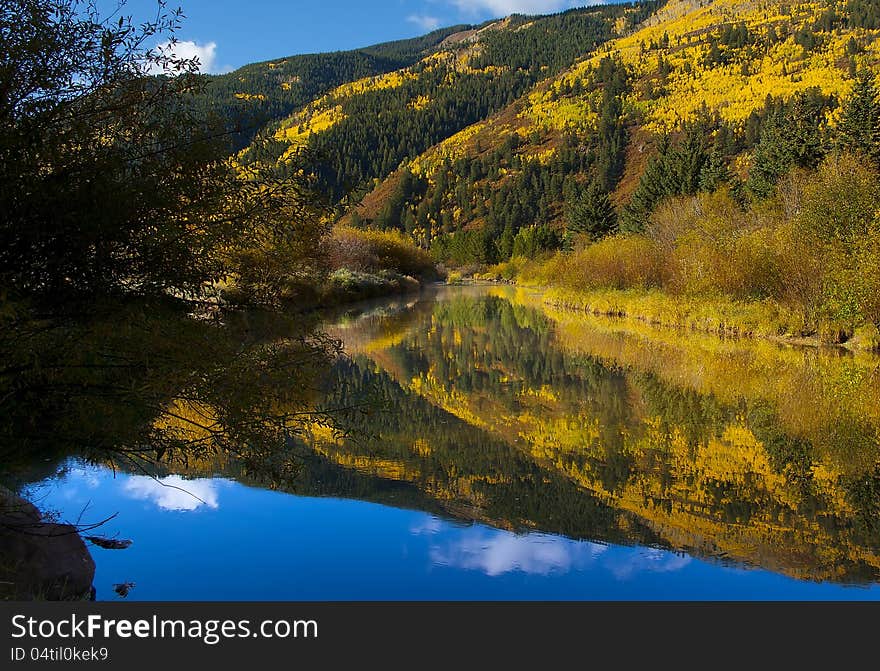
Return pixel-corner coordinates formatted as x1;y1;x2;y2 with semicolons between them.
312;349;656;546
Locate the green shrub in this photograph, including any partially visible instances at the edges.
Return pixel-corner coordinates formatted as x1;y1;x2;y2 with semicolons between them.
323;268;420;304
797;153;879;246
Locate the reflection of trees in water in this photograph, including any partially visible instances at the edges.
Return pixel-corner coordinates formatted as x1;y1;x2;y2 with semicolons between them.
9;287;880;585
307;355;663;548
321;288;880;583
0;299;344;486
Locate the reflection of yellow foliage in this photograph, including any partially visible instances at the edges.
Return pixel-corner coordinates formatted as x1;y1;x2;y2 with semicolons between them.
517;384;560;403
498;286;880;475
309;422;342;446
314;445;419;482
329;284;880;579
412;438;433;457
697;424;786;492
410;369;490;431
362;331;409;354
522;413;602;458
154;399;220;444
409;95;431;111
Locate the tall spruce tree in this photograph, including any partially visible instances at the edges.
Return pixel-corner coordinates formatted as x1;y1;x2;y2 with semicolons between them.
699;144;733;193
838;69;880;168
747;89;831;198
620;124;711;232
566;182;618;241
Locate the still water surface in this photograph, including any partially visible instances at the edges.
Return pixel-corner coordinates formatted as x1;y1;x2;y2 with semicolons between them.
23;285;880;600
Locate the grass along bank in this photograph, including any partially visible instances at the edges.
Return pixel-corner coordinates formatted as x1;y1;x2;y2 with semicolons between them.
482;266;880;350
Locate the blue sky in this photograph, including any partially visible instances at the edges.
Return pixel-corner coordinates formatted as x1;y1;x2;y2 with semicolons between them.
115;1;603;73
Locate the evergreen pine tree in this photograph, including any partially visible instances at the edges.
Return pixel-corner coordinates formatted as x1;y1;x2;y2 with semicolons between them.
838;69;880;168
621;124;712;231
496;223;516;260
747;89;830;198
566;182;618;241
699;144;732;192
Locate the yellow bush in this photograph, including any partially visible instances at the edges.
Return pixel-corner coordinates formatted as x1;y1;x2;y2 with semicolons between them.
511;156;880;340
553;235;666;291
857;228;880;325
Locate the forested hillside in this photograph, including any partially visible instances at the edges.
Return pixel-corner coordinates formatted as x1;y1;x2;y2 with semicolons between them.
328;0;879;272
196;25;474;150
236;3;660;200
208;0;880;341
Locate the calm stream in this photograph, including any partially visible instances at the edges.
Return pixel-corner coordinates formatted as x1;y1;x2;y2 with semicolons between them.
19;284;880;600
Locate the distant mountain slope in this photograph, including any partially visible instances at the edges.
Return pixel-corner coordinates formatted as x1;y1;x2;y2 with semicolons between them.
197;25;475;150
341;0;880;265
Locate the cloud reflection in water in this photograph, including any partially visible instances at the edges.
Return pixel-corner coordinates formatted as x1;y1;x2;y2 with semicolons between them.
422;524;692;580
121;475;221;512
426;526;606;577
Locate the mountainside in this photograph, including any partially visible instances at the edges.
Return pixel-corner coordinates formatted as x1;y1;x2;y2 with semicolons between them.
198;25;475;150
310;0;879;266
232;4;660;198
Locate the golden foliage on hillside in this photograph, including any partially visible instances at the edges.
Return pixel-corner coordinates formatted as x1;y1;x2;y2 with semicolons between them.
527;0;879;134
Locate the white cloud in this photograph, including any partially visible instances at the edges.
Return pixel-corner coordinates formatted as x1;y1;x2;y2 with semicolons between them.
448;0;583;17
429;528;605;576
426;525;693;580
410;516;444;535
606;548;692;580
149;40;231;75
407;14;443;31
122;475;221;512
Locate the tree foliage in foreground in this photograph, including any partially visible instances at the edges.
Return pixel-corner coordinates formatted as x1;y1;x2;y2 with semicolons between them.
0;2;342;471
0;0;325;308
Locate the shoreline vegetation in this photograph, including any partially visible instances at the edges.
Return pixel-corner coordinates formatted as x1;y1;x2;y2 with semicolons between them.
471;153;880;353
467;278;880;352
220;226;442;310
477;279;880;352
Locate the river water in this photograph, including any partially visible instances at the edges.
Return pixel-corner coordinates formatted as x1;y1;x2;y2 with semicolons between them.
21;284;880;600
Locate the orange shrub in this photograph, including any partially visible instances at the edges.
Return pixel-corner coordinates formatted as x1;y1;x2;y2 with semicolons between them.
324;227;436;279
649;190;783;300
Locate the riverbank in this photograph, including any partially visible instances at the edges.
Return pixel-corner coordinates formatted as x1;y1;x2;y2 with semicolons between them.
544;286;801;341
473;269;880;352
0;486;95;601
219;225;443;311
318;268;425;306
